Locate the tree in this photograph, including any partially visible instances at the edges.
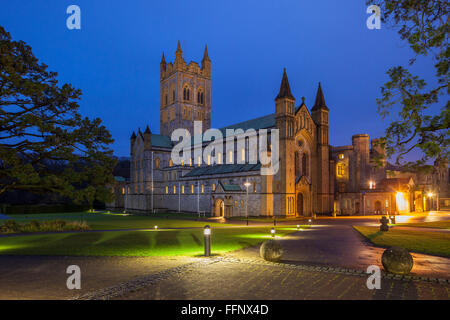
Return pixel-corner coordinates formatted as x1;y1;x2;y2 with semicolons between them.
369;0;449;169
0;26;116;206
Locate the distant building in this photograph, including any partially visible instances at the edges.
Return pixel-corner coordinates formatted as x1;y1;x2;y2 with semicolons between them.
108;43;449;216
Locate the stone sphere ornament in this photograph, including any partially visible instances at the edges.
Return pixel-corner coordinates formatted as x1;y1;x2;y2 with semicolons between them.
260;240;283;262
381;247;414;275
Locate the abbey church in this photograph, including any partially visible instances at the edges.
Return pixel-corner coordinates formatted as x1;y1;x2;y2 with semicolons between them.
108;43;449;217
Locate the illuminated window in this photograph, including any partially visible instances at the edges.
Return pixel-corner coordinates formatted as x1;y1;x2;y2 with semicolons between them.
165;186;168;194
253;182;257;193
241;148;245;162
155;158;160;169
241;200;244;208
189;158;192;166
338;154;344;159
191;185;194;194
337;164;345;176
173;185;176;194
122;188;125;195
207;155;211;165
235;201;238;207
181;159;184;166
197;156;201;167
169;159;173;167
228;150;233;163
217;152;222;164
212;183;216;191
385;199;389;208
201;184;204;193
182;185;185;194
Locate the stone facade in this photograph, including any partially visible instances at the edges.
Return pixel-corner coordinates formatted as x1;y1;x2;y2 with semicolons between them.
108;43;449;216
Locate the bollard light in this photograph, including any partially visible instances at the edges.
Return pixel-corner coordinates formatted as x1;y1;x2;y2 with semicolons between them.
204;225;211;256
271;228;275;237
154;225;158;230
308;219;312;224
297;224;300;231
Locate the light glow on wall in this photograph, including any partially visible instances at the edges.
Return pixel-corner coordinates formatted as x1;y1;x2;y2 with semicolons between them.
396;192;408;213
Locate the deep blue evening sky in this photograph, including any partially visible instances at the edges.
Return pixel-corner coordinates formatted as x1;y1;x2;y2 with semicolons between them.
1;0;436;157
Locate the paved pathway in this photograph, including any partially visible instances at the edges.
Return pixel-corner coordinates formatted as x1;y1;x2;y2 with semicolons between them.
227;225;450;279
115;257;450;300
0;255;196;300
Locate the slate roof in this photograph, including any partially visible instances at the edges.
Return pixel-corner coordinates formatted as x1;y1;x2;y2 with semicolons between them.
221;183;242;192
183;163;261;178
151;134;173;149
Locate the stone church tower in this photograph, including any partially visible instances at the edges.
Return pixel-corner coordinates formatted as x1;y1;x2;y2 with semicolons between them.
160;41;211;136
311;83;333;214
274;69;296;216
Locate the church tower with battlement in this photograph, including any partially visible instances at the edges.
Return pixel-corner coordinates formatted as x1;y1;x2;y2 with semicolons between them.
160;41;211;137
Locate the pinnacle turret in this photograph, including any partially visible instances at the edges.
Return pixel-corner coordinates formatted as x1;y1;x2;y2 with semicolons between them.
275;68;295;100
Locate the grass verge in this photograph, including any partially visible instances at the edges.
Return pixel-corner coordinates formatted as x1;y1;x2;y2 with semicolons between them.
354;226;450;257
0;227;298;256
394;221;450;229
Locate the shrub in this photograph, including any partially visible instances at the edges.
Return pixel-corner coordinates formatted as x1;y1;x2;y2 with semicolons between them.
0;219;90;234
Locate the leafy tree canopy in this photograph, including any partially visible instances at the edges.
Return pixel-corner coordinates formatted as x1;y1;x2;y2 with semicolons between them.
0;26;116;205
368;0;449;170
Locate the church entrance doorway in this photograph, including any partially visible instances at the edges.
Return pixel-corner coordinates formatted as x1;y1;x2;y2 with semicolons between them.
215;198;224;217
374;201;382;214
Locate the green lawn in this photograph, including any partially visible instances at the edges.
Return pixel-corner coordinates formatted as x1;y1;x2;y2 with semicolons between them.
394;221;450;229
354;226;450;257
0;227;298;256
7;211;233;230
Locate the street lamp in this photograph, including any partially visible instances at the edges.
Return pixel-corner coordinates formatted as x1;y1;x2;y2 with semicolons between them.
154;225;158;230
271;228;275;237
297;224;300;231
204;225;211;256
244;182;251;226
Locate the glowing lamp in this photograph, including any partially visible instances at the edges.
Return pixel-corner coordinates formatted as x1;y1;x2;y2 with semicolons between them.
204;225;211;256
271;228;275;237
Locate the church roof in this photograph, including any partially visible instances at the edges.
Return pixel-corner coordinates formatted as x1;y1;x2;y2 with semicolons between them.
150;134;173;148
221;183;243;192
220;113;276;133
183;163;261;178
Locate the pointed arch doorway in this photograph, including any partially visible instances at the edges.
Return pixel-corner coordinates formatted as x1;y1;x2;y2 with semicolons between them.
215;198;224;217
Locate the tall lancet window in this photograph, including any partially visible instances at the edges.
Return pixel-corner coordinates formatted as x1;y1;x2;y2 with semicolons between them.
302;153;308;177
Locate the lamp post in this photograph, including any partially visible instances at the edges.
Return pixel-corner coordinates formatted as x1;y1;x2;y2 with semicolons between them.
271;227;275;237
204;225;211;256
244;182;251;226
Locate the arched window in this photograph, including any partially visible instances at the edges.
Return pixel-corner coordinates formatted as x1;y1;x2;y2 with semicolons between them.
183;86;190;101
169;159;173;167
302;153;308;177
